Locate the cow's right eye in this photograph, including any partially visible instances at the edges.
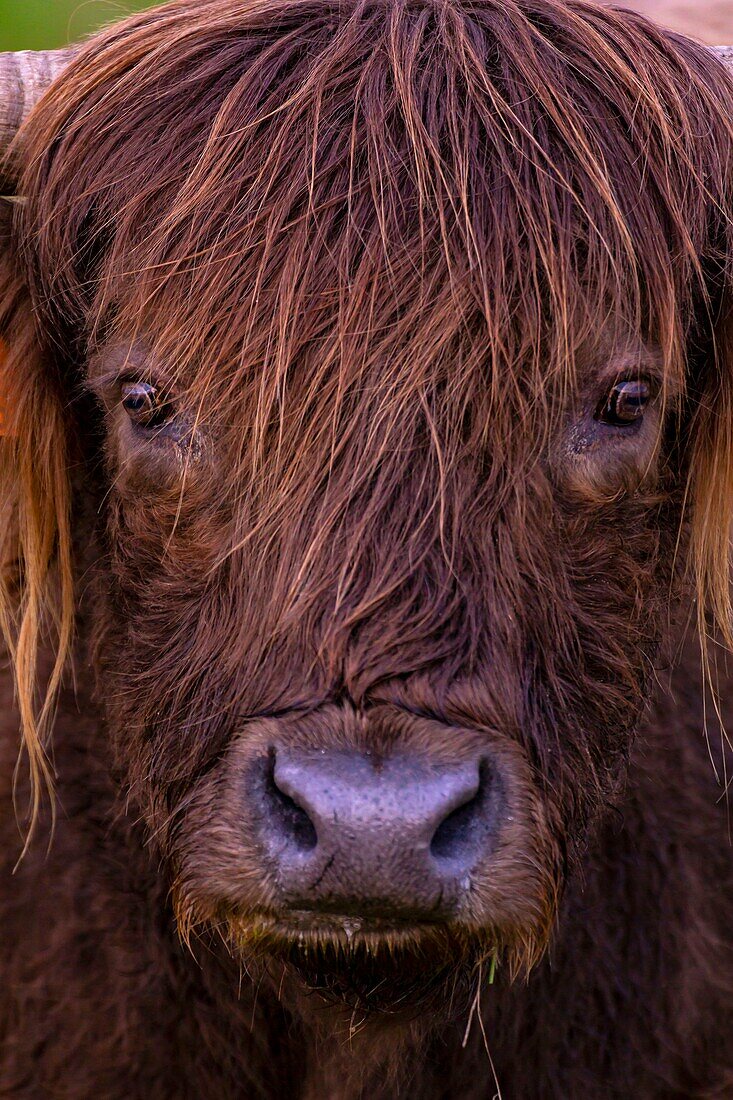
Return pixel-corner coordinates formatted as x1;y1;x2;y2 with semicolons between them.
120;381;174;428
594;379;652;427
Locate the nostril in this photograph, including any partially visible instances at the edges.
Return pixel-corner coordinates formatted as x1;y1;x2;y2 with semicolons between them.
430;759;493;863
264;750;318;852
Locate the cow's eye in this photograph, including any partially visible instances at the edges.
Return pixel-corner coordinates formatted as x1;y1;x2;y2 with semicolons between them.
120;381;173;428
595;379;652;426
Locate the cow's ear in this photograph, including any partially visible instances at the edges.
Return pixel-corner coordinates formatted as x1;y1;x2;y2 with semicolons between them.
1;51;75;848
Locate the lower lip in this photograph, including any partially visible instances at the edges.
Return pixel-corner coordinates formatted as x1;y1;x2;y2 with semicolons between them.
250;910;446;946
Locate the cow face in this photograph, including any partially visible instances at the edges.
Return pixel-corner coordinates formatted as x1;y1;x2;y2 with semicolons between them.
3;0;733;1014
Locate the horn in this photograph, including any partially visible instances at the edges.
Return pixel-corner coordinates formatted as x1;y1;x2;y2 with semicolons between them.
0;50;75;154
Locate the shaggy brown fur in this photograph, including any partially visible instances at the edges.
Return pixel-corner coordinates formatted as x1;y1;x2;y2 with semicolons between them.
2;0;733;1095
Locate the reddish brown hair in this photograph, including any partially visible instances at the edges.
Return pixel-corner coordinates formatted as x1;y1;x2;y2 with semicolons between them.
2;0;733;836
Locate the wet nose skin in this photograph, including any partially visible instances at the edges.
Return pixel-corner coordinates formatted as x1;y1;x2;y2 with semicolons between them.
257;749;501;919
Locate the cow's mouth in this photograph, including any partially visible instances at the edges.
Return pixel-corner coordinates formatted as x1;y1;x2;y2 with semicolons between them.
222;907;496;1015
260;908;451;945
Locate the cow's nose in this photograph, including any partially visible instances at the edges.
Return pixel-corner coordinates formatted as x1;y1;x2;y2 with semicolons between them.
256;748;502;918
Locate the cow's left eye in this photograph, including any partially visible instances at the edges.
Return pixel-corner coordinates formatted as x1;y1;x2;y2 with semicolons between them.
120;381;174;428
595;379;652;426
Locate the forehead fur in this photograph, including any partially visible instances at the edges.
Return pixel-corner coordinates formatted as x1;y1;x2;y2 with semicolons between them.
20;0;733;422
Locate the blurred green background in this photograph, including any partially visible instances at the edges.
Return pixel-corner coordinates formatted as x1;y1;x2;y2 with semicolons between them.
0;1;160;51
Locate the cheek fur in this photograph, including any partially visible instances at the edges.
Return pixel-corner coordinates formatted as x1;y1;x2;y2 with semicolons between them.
556;410;665;502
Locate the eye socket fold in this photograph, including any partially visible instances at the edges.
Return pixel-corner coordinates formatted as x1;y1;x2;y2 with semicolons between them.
595;378;653;427
120;381;174;428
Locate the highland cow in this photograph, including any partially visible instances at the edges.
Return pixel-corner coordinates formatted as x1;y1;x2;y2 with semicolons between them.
2;0;733;1096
